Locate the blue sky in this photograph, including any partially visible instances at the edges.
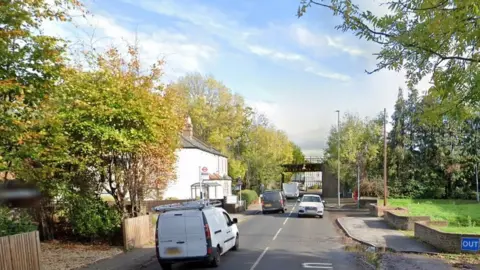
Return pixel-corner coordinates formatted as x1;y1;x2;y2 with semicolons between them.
44;0;430;156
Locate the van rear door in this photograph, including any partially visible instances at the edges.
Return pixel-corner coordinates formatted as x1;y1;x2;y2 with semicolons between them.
158;210;187;258
185;210;207;257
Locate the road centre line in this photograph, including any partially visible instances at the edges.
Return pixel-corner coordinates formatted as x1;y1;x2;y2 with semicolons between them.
283;202;297;225
249;247;269;270
250;202;297;270
272;228;282;241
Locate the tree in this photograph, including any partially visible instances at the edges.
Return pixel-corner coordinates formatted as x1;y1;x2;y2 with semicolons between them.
291;143;305;164
324;112;383;191
58;46;186;217
297;0;480;113
172;73;297;191
0;0;83;240
0;0;81;180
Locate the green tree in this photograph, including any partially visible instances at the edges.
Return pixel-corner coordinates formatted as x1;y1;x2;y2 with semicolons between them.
324;112;383;191
58;46;186;217
0;0;81;180
172;73;297;191
291;143;305;164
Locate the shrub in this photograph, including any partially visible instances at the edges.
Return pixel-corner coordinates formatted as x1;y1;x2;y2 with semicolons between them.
0;207;37;237
239;189;258;206
65;194;121;241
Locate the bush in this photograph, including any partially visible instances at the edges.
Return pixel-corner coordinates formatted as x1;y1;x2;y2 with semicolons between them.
65;194;121;241
0;207;37;237
239;189;258;206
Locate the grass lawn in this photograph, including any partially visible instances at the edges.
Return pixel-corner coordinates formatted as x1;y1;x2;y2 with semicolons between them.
380;199;480;234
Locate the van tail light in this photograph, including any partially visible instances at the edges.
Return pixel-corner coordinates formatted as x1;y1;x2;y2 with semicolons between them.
205;224;211;240
261;199;264;206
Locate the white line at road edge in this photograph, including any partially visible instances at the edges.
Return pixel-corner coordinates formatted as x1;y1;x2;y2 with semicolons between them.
283;202;297;225
250;247;269;270
272;228;282;241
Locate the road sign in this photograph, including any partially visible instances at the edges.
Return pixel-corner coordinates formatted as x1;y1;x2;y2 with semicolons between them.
200;167;209;176
461;237;479;252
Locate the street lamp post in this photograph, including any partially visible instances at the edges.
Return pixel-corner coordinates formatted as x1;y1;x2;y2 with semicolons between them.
335;110;341;207
471;119;480;203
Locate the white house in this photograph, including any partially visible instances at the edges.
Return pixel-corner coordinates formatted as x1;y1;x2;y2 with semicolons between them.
162;117;229;199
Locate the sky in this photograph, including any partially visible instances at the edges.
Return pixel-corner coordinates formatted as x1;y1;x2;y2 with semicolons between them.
43;0;431;157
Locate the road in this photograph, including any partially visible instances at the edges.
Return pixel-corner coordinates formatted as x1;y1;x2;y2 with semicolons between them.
141;201;359;270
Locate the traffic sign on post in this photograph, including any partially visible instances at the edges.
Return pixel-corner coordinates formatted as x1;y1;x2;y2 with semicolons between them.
200;167;209;180
461;237;479;252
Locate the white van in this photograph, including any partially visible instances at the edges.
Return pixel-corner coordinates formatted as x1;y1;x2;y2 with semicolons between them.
153;200;240;269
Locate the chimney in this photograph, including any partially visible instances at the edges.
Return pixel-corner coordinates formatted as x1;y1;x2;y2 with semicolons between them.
183;116;193;139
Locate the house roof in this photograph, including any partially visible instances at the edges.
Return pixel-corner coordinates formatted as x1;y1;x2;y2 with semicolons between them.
180;135;228;158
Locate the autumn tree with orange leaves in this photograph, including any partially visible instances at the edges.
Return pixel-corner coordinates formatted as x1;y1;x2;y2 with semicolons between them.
58;46;186;217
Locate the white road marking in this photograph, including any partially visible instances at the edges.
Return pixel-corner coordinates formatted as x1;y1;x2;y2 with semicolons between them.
283;202;297;225
302;262;333;269
250;247;269;270
272;228;282;241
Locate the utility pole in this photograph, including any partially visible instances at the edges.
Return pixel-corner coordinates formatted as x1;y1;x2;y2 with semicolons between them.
383;108;388;207
335;110;341;207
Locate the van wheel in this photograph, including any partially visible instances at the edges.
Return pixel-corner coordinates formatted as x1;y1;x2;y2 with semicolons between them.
210;247;221;267
160;263;172;270
232;234;239;251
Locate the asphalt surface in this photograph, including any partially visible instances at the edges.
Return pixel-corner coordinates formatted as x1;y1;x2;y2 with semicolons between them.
141;201;358;270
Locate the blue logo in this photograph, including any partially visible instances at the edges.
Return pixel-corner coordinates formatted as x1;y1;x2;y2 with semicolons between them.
461;237;479;252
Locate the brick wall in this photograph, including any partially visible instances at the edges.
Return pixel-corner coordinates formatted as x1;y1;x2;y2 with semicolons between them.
414;221;480;253
384;210;431;231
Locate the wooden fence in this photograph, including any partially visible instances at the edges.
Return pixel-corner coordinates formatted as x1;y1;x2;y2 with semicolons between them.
123;215;151;250
0;231;41;270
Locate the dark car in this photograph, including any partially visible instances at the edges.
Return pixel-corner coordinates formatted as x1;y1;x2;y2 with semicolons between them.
261;190;287;214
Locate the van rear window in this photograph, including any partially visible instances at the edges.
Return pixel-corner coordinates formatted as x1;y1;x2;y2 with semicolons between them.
263;192;280;200
159;216;186;235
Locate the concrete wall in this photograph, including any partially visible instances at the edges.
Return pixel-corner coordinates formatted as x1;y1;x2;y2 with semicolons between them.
414;221;480;254
384;210;430;231
369;203;407;217
321;164;339;198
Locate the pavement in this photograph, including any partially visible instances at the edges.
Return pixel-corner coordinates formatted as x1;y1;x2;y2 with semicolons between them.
336;216;439;253
84;200;359;270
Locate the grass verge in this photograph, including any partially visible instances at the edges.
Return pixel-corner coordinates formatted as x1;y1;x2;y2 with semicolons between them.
379;199;480;233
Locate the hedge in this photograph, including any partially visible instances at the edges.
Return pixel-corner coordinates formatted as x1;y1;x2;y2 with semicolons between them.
239;189;258;206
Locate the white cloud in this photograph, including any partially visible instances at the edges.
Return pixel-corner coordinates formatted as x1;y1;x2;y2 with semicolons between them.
125;0;351;81
291;25;365;57
41;11;216;81
247;45;304;61
304;67;351;82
